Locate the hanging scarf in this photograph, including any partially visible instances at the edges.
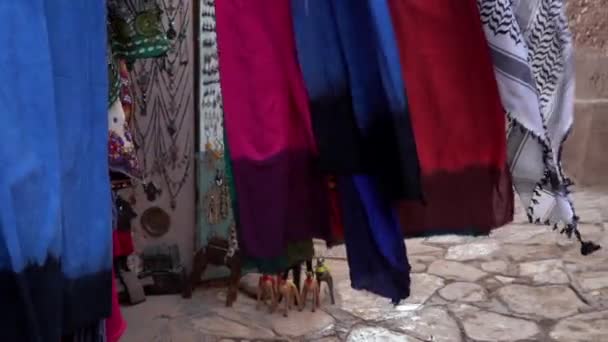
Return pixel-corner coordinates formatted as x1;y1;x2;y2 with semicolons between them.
365;0;422;201
290;0;411;303
0;1;112;340
338;177;410;303
288;0;352;246
67;321;107;342
389;0;514;236
215;0;331;259
332;0;411;303
476;0;600;254
196;0;315;274
289;0;365;174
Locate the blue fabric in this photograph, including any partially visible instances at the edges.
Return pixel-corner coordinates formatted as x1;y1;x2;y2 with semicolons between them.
290;1;347;103
331;0;412;303
0;1;111;340
367;1;407;114
367;0;422;201
331;0;421;200
339;177;410;302
291;0;412;303
290;0;365;173
331;0;386;131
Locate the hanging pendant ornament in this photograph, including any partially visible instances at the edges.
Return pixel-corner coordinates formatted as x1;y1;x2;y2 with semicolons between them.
137;71;150;116
204;185;221;225
143;181;162;202
219;183;230;220
167;19;177;40
167;119;176;136
214;169;223;186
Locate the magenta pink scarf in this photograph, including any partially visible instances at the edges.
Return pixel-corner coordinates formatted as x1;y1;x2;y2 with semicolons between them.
216;0;331;258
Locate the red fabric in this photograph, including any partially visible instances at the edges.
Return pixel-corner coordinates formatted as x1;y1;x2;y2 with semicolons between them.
112;230;134;257
105;268;126;342
389;0;513;235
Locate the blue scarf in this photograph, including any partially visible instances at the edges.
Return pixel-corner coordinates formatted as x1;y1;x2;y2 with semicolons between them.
291;0;414;303
0;1;111;340
289;0;365;174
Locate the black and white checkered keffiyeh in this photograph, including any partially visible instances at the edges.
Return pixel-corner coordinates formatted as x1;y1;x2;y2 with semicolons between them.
477;0;599;253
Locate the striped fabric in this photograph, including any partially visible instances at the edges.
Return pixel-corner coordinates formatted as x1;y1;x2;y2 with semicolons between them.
478;0;583;238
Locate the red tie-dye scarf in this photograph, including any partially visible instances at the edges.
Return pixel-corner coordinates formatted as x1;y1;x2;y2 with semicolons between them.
389;0;514;236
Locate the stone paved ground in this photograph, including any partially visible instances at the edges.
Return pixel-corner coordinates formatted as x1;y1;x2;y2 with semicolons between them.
122;189;608;341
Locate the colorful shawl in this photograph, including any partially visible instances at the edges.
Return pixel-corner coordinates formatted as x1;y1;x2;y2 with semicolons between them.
389;0;514;236
215;0;331;259
0;1;111;340
477;0;599;253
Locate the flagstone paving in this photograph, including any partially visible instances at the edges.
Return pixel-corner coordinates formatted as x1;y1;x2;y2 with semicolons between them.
122;189;608;341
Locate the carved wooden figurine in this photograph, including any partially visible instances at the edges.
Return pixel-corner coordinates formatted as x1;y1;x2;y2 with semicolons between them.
299;271;320;312
315;258;335;305
256;275;277;313
278;278;301;317
183;232;242;307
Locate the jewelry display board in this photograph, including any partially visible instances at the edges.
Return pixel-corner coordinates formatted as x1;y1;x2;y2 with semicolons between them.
124;0;196;271
195;0;238;281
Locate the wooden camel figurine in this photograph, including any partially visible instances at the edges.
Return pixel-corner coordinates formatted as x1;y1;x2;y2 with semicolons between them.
299;271;320;312
279;259;313;302
315;258;335;305
183;227;242;307
256;274;278;313
278;278;301;317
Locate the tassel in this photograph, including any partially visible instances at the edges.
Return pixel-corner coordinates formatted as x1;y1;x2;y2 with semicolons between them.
574;229;601;256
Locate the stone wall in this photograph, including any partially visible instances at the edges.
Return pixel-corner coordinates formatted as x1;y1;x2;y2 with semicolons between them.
563;0;608;188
